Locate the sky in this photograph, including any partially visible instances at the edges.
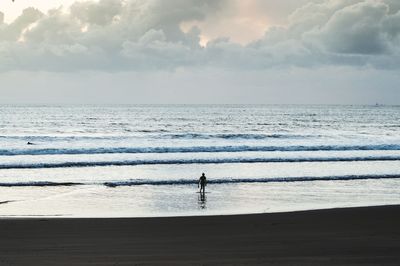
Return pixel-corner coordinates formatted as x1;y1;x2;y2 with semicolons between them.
0;0;399;104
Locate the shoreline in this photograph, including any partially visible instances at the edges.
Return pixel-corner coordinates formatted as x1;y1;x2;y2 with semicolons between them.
0;203;398;219
1;205;400;265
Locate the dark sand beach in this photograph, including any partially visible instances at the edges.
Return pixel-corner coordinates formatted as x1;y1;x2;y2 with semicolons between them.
1;205;400;265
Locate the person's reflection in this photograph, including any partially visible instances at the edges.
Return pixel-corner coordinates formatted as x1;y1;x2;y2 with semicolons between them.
198;191;207;209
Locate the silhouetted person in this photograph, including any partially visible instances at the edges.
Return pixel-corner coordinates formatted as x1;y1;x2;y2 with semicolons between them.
198;173;207;193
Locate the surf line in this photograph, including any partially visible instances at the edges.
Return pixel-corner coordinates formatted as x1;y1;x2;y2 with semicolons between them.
1;156;400;169
0;174;399;188
103;174;400;187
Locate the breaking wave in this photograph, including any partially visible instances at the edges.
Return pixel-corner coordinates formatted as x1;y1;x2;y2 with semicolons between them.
0;155;399;169
0;174;399;187
104;174;400;187
1;144;400;156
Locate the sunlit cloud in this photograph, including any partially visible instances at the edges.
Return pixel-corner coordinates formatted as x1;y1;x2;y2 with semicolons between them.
181;1;271;45
0;0;399;72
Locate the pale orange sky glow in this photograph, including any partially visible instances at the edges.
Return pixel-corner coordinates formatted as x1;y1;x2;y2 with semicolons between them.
181;1;272;45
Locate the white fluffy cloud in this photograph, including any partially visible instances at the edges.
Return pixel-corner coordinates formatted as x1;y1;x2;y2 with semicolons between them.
0;0;399;71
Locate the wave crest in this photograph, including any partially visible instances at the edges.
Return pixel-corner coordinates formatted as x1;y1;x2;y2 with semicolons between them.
1;144;400;156
0;174;398;187
104;174;400;187
0;155;399;169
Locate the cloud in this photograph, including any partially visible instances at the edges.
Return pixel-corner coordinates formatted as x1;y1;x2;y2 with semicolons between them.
0;7;43;41
308;1;391;54
253;0;400;68
0;0;399;72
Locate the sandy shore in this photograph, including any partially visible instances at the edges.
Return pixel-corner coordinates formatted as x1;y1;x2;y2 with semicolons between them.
0;205;400;265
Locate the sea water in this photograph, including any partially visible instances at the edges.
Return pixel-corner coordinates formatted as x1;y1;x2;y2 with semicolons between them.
0;104;399;217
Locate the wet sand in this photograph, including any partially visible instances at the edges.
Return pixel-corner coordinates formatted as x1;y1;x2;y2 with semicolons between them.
0;205;400;265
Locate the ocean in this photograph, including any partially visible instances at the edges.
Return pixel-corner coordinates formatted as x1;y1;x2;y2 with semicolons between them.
0;104;399;217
